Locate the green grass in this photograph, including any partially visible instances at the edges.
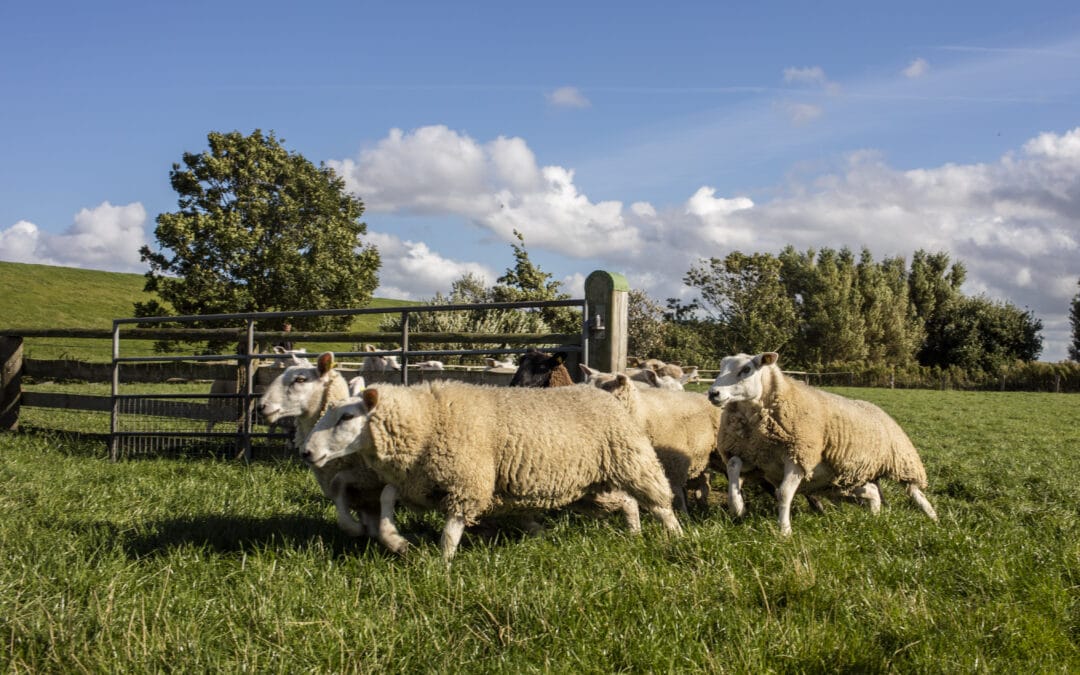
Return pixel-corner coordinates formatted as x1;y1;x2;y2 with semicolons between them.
1;389;1078;672
0;260;412;361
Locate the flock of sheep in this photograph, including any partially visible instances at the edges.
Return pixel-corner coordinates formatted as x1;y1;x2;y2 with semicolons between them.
256;347;938;561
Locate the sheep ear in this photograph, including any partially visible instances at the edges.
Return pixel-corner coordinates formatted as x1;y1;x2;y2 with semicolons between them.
758;352;779;367
579;364;596;377
317;352;335;375
640;369;659;386
273;345;286;355
289;352;305;366
362;388;379;410
614;373;631;388
365;344;376;352
348;376;367;397
553;351;569;364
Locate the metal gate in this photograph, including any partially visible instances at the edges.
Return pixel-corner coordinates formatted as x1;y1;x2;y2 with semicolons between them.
109;300;591;460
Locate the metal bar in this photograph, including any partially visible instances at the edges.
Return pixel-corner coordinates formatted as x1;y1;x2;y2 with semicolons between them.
111;299;584;325
109;321;120;461
242;319;255;461
400;311;409;385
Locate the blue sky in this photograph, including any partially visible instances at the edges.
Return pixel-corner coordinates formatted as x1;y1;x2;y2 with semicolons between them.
2;1;1079;359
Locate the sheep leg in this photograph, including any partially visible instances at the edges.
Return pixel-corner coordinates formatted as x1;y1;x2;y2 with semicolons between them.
377;484;410;555
906;484;938;521
853;482;882;514
440;513;468;562
726;456;746;518
329;477;367;537
804;494;827;514
645;504;684;536
672;483;689;514
776;458;804;536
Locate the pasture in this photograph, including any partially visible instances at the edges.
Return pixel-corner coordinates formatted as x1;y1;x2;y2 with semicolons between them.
1;386;1077;672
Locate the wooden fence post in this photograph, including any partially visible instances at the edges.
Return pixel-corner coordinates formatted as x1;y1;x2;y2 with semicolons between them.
1;336;24;431
584;270;629;374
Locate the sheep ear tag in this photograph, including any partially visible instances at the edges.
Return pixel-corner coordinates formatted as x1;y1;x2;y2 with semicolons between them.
362;388;379;411
317;352;335;375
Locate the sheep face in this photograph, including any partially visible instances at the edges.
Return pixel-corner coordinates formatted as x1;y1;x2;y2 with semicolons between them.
258;352;336;422
303;390;378;468
362;345;402;372
707;352;779;407
510;348;570;387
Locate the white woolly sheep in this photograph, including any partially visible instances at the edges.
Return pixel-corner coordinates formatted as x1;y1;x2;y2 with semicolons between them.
585;370;722;512
258;352;409;554
303;381;684;561
484;356;517;371
361;344;401;373
707;352;938;535
410;360;445;371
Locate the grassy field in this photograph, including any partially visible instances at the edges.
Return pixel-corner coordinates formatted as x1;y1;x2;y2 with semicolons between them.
1;387;1077;672
0;260;410;361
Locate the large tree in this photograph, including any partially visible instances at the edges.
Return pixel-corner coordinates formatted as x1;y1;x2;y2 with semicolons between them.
920;295;1043;371
1069;278;1080;361
136;129;380;347
684;251;797;355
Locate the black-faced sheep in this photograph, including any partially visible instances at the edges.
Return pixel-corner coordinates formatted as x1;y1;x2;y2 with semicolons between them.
508;348;574;387
303;382;684;561
708;351;938;535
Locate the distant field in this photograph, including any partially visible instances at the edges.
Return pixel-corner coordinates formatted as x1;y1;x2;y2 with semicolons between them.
1;387;1077;671
0;261;412;361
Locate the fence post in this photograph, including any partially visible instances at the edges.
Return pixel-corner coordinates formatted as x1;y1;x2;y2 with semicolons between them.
1;336;23;431
584;270;629;374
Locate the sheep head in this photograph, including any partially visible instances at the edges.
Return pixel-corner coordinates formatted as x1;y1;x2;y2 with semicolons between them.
707;352;779;407
258;351;339;422
303;388;379;468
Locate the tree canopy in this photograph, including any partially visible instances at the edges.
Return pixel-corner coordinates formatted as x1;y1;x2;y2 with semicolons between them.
679;247;1042;371
136;129;380;348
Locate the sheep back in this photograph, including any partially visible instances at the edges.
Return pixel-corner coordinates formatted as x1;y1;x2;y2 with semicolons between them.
722;367;928;490
359;382;673;524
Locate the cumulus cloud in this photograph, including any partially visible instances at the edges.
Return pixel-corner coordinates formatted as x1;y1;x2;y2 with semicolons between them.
903;57;930;78
329;125;641;258
547;86;591;108
0;202;147;272
364;230;496;300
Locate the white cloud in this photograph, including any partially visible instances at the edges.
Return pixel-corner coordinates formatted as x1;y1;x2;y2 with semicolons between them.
364;231;496;300
782;65;841;94
779;101;824;125
783;66;828;86
330;126;641;258
0;202;147;272
547;86;591;108
903;57;930;78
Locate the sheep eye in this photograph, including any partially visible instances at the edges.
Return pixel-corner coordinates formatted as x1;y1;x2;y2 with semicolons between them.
338;412;355;423
739;365;751;376
292;376;307;384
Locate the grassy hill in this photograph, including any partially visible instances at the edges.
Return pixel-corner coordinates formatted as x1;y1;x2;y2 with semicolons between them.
0;261;412;360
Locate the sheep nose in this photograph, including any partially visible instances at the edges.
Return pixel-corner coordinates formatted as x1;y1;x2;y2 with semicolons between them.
300;449;312;462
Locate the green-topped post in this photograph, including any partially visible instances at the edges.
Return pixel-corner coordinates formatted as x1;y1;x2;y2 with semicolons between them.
584;270;629;374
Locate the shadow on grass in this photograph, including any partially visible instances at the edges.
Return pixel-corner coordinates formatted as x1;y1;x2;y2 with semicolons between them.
120;513;407;560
